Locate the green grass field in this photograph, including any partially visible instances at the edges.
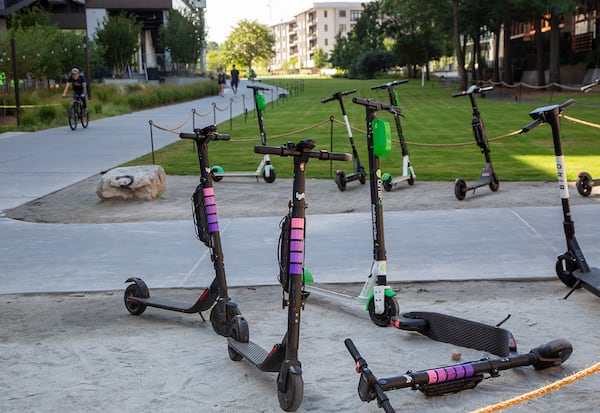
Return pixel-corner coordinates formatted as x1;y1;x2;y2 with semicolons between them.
125;77;600;181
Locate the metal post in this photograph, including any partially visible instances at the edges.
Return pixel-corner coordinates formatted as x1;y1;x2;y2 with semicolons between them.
149;120;155;164
84;35;91;99
10;36;20;126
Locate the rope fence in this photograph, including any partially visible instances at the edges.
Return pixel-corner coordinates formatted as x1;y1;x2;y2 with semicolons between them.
470;361;600;413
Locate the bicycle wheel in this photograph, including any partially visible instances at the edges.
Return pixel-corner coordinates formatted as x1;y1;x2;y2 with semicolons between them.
80;105;89;128
68;103;78;130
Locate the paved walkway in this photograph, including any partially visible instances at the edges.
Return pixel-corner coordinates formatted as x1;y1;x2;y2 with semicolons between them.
1;80;599;295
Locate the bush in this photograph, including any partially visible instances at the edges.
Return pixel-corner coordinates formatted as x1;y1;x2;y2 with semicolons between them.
37;104;57;124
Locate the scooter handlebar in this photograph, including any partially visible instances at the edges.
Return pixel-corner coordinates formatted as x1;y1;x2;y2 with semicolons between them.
321;89;357;103
351;97;401;114
179;125;230;141
247;84;269;91
371;79;409;90
452;85;493;97
581;78;599;92
254;144;351;162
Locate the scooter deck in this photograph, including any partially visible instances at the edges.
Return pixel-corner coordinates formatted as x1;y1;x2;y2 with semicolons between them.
392;311;515;357
129;290;217;313
575;267;600;297
227;338;284;372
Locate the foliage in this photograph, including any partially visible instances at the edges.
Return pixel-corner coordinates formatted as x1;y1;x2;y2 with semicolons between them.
94;13;142;78
220;20;275;70
160;6;205;73
350;50;397;79
313;48;328;71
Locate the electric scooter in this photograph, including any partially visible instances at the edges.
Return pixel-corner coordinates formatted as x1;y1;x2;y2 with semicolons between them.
210;85;276;183
520;99;600;299
321;89;367;191
124;125;241;336
453;85;499;200
370;79;416;191
344;337;572;412
306;97;400;327
227;139;351;412
575;78;600;197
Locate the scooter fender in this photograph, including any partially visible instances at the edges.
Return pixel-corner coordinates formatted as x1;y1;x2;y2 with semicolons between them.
364;287;396;312
125;277;150;298
277;360;303;393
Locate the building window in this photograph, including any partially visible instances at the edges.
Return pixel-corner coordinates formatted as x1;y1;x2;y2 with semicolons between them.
339;24;346;33
324;38;328;46
324;10;328;18
339;10;346;18
324;24;328;32
350;10;361;21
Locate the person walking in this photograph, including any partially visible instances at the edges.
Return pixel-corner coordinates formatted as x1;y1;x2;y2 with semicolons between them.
230;64;240;95
217;67;226;96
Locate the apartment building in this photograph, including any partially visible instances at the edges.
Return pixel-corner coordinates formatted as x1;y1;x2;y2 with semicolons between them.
270;2;365;71
0;0;180;73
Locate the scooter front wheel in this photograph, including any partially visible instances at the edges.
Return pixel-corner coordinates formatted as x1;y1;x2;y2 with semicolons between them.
454;178;467;200
531;339;573;369
210;299;241;337
228;315;249;361
124;283;148;315
368;295;399;327
555;256;579;288
335;171;347;192
277;368;303;412
489;172;499;192
359;166;367;185
576;172;592;197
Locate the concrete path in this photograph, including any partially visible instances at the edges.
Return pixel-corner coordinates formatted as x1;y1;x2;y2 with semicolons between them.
1;80;599;295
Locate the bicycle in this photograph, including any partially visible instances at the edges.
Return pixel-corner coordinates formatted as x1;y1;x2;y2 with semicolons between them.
66;94;89;130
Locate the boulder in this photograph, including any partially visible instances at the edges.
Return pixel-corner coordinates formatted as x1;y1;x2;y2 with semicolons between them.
97;165;167;201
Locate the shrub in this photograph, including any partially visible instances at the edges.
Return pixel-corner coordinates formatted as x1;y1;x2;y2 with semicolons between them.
37;104;57;124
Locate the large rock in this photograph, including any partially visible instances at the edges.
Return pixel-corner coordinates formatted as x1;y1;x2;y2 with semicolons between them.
97;165;167;201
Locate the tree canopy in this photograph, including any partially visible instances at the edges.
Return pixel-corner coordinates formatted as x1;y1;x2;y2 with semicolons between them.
220;20;275;70
94;13;142;78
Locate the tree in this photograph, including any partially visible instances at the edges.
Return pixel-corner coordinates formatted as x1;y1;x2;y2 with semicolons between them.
94;13;142;78
160;4;206;73
313;47;328;72
221;20;274;70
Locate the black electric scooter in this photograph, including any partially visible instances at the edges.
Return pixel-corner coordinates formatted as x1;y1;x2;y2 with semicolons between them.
371;79;416;191
210;85;276;183
305;97;400;327
344;337;572;412
520;99;600;299
227;139;351;412
453;85;499;200
124;125;241;336
575;78;600;197
321;89;367;191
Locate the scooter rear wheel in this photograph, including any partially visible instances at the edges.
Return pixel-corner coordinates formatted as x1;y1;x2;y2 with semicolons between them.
263;167;276;183
576;172;592;197
454;179;467;201
210;166;224;182
277;369;303;412
368;295;400;327
228;315;249;361
124;284;147;315
489;172;499;192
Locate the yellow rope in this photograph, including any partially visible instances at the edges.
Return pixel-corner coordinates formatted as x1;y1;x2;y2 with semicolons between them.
470;361;600;413
149;110;194;134
562;114;600;129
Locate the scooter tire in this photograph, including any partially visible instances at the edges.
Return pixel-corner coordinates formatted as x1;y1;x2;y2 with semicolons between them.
489;172;499;192
210;299;241;337
228;315;249;361
454;179;467;201
531;339;573;370
277;369;303;412
576;172;592;197
335;172;347;192
124;283;147;315
555;256;579;288
368;295;400;327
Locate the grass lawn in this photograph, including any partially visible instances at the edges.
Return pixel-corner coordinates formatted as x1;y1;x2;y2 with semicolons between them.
125;77;600;181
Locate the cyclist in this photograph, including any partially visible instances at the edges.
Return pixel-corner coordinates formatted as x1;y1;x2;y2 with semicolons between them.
62;68;88;112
